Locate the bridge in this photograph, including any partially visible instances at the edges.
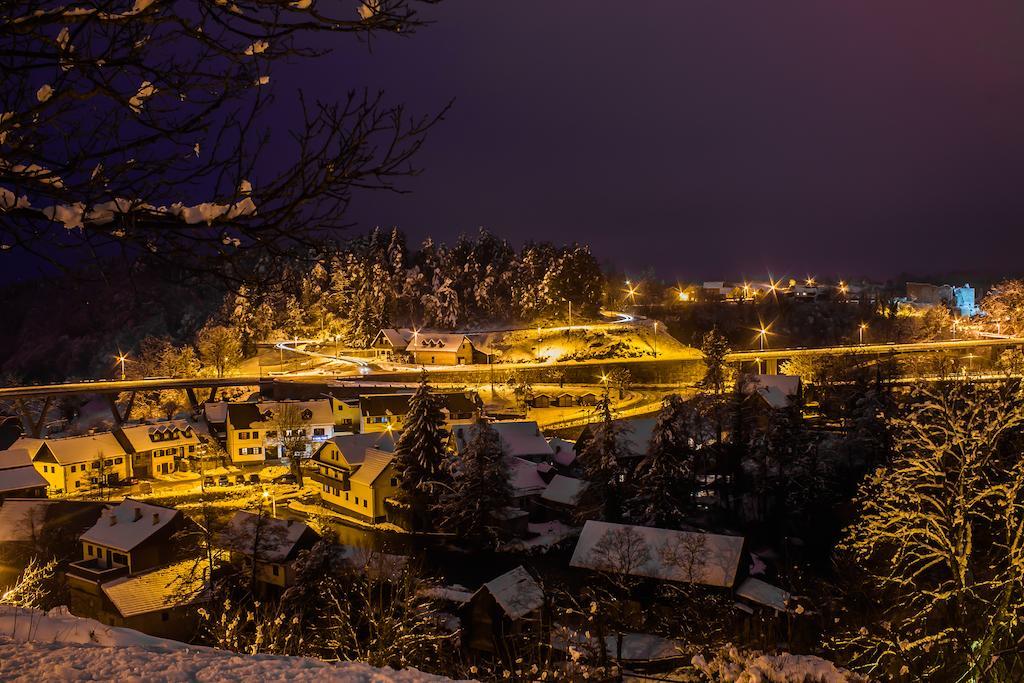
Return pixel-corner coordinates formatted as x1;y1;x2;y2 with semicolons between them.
725;337;1024;374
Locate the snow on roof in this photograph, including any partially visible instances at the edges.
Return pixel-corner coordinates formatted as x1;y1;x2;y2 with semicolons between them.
541;475;587;506
552;630;685;663
547;438;577;467
373;328;415;349
80;499;180;553
102;560;208;618
0;465;47;493
257;399;334;426
451;420;554;461
478;565;544;620
740;374;800;409
117;421;197;453
506;457;547;497
350;450;395;487
203;401;228;424
406;333;471;354
735;577;792;612
37;432;127;466
219;511;316;563
423;586;473;604
0;449;33;469
9;438;44;459
570;521;745;588
317;432;397;467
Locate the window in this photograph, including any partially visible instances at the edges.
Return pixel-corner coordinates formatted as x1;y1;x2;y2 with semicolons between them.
390;477;398;487
112;553;127;566
188;445;196;453
363;499;368;508
155;449;163;457
114;457;123;464
272;565;280;577
87;546;93;556
92;462;99;470
313;428;325;436
284;429;293;437
238;431;249;440
354;496;359;505
345;492;349;501
70;465;76;473
105;459;113;466
322;484;328;493
75;481;81;488
252;431;259;439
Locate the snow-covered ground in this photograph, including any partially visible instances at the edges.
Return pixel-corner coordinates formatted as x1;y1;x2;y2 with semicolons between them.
0;607;456;682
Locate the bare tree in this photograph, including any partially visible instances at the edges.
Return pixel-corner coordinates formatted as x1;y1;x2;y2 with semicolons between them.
196;324;242;377
0;0;446;287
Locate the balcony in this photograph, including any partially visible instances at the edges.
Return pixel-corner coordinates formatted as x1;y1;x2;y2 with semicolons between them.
66;558;129;583
311;470;349;491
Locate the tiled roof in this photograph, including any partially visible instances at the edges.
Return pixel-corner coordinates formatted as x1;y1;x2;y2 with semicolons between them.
350;450;395;486
37;432;127;466
102;559;209;617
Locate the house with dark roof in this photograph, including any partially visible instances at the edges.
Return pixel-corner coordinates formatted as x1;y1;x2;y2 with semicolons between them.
225;402;268;464
464;565;546;656
312;432;402;524
360;390;481;434
217;511;320;591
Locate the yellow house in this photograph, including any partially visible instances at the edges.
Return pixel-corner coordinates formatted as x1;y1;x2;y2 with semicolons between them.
312;432;400;523
114;421;201;479
328;396;361;432
359;391;482;434
30;432;131;494
406;333;476;366
224;403;268;465
217;510;320;590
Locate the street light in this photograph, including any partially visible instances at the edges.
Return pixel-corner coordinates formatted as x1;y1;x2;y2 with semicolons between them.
262;488;276;518
859;323;867;345
757;326;770;352
653;322;658;358
115;353;128;380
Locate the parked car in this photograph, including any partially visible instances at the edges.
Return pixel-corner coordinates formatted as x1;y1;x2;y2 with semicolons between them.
272;473;297;485
217;475;230;487
234;474;246;485
248;473;261;484
203;476;215;488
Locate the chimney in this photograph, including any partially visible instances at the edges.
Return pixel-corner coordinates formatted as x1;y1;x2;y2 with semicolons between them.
152;513;160;525
109;514;117;526
133;507;143;522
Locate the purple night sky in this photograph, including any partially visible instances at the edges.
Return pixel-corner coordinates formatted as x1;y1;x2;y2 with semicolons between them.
279;0;1024;282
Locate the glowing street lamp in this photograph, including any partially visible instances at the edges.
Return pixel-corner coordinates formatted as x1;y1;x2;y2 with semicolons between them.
653;321;658;358
838;281;849;297
859;323;867;345
115;353;128;380
757;325;770;352
262;488;277;518
805;276;816;287
624;282;640;304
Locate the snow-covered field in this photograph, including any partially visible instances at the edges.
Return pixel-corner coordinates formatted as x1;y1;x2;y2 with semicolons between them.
0;607;456;682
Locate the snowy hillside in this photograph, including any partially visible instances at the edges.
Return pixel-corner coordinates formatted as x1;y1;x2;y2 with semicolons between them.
0;607;455;683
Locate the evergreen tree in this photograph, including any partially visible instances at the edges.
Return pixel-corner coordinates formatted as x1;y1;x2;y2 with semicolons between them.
576;394;628;524
434;417;512;549
699;327;730;393
393;371;449;529
628;395;695;528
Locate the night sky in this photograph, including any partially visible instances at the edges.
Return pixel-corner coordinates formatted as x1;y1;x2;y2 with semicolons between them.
293;0;1024;282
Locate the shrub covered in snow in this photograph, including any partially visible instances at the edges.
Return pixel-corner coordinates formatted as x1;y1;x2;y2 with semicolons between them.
691;644;864;683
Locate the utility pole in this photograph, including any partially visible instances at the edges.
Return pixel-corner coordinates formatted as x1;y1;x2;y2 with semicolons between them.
653;322;658;358
568;300;573;327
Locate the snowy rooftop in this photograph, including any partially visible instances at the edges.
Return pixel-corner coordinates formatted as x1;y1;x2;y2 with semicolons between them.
735;576;792;612
506;456;547;497
37;432;127;466
0;465;47;493
570;520;745;588
349;449;395;486
546;437;577;467
740;374;800;409
317;432;397;468
406;333;470;353
360;393;414;417
203;401;228;424
0;448;33;469
219;510;317;563
117;420;198;453
451;420;554;461
80;499;180;553
9;437;44;459
373;328;415;349
541;475;587;506
478;565;544;620
102;559;208;618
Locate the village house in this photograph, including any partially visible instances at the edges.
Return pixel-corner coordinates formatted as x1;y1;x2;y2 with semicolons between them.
312;432;401;524
464;565;546;656
114;420;201;479
450;420;555;463
223;399;334;464
0;448;48;500
538;474;587;522
97;559;209;641
529;393;553;409
371;328;415;359
406;332;477;366
66;499;190;633
29;432;131;494
224;403;267;465
217;511;320;591
739;374;802;412
360;390;482;434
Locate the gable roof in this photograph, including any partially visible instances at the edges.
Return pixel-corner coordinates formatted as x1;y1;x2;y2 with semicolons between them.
225;403;266;430
37;432;127;466
0;465;47;493
570;521;745;588
360;393;414;417
373;328;415;349
315;431;397;468
116;421;198;453
739;374;801;409
477;565;544;620
203;401;228;424
451;421;554;461
219;510;317;563
80;499;180;553
257;399;334;426
102;559;209;617
406;333;471;354
349;450;395;487
541;475;587;506
506;457;547;497
547;438;577;467
9;438;44;460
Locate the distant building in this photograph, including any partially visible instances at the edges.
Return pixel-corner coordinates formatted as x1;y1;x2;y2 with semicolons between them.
906;281;979;317
406;333;476;366
953;284;979;317
360;391;481;434
450;420;555;463
371;328;415;358
738;374;802;411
